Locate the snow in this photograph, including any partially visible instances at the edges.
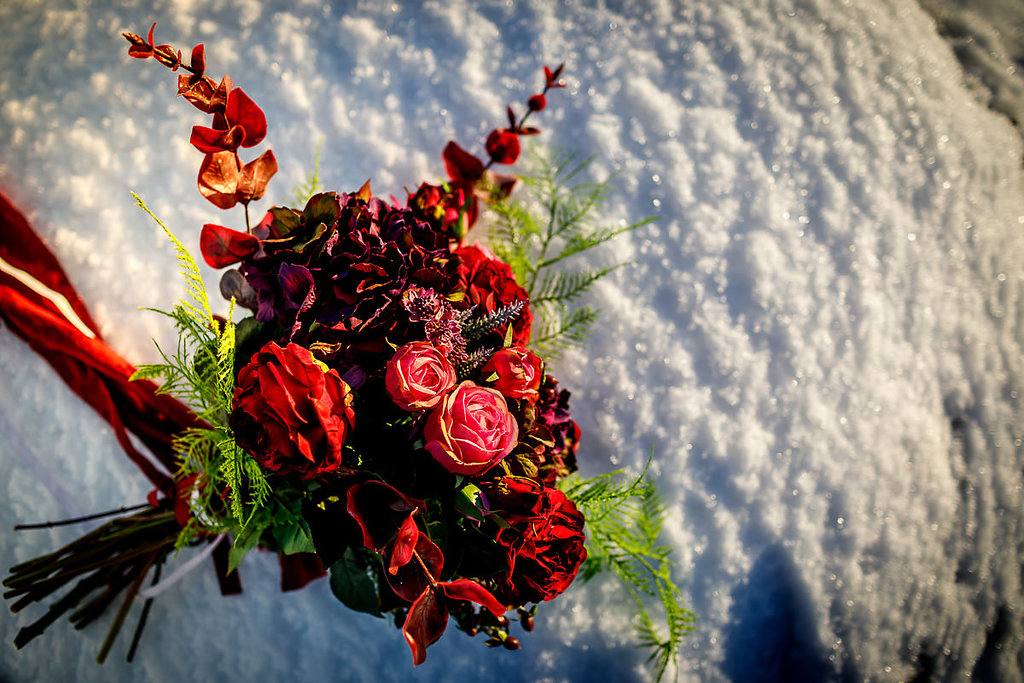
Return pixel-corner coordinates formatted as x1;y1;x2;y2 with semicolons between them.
1;0;1022;681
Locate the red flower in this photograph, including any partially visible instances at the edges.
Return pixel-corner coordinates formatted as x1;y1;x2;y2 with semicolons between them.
481;346;543;402
485;129;521;165
454;245;532;345
423;381;518;476
230;342;355;479
487;478;587;604
385;341;458;411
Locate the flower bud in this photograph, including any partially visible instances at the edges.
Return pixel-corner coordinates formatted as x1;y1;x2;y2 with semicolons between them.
527;94;546;111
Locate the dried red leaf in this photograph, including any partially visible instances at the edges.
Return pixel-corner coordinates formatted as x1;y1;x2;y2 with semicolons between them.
199;224;259;268
236;150;278;204
439;579;506;618
442;141;484;183
402;587;448;666
384;533;443;602
225;88;267;148
190;44;206;77
346;480;425;552
178;73;218;112
198;150;240;210
388;515;420;575
190;124;245;153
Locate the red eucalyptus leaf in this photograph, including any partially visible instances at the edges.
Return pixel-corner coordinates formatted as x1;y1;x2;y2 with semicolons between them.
178;73;218;112
403;587;448;666
485;171;518;200
519;126;541;136
208;75;233;115
225;88;267;148
506;106;517;128
543;64;553;85
190;124;245;153
384;533;443;602
346;480;425;552
237;150;278;204
190;44;206;76
442;141;484;183
154;46;182;70
198;150;240;210
439;579;506;618
388;515;420;575
199;224;259;268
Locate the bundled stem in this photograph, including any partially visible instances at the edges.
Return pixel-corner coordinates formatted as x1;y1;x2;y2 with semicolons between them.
4;506;181;660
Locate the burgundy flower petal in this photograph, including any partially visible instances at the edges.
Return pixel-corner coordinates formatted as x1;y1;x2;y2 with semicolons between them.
439;579;506;618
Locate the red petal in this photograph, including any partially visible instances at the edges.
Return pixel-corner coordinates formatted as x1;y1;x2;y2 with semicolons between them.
440;579;507;618
442;141;484;183
198;151;240;210
388;515;419;575
225;88;267;148
199;223;259;268
402;587;448;666
236;150;278;204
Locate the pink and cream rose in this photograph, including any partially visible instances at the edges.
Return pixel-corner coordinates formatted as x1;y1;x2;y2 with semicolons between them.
424;381;519;475
385;341;458;411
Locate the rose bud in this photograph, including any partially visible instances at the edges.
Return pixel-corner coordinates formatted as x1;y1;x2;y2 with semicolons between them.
527;94;546;112
386;341;458;411
230;342;355;480
481;346;542;402
424;381;519;475
485;129;521;165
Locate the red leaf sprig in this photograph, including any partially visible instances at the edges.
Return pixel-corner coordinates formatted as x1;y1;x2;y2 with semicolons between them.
124;23;278;227
421;63;567;241
345;480;510;666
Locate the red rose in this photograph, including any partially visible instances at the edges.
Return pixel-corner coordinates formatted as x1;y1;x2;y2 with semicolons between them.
424;381;518;476
230;342;355;480
454;245;532;346
385;341;458;411
487;478;587;604
481;346;543;402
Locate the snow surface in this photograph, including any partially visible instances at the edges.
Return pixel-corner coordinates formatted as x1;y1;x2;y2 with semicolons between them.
1;0;1022;681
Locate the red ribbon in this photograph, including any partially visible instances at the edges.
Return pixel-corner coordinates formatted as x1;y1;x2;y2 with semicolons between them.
0;191;324;593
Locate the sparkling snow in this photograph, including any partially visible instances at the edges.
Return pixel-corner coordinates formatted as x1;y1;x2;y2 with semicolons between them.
1;1;1022;681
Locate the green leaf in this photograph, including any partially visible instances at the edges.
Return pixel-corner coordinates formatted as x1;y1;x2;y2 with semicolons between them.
228;523;264;573
453;484;485;523
272;518;317;556
329;548;383;617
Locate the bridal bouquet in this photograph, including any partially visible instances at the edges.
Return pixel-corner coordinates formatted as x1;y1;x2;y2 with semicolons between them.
3;24;692;678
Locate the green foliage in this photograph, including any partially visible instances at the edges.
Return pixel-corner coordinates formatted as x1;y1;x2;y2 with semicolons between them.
561;455;695;682
488;149;654;358
128;194;271;548
289;141;323;206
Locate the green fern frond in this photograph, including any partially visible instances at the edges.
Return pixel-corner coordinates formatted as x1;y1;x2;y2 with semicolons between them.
289;141;323;206
132;192;215;331
561;453;694;682
486;148;653;356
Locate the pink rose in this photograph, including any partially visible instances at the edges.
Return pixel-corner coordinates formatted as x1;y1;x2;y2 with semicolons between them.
386;341;458;411
480;347;543;402
424;381;519;475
